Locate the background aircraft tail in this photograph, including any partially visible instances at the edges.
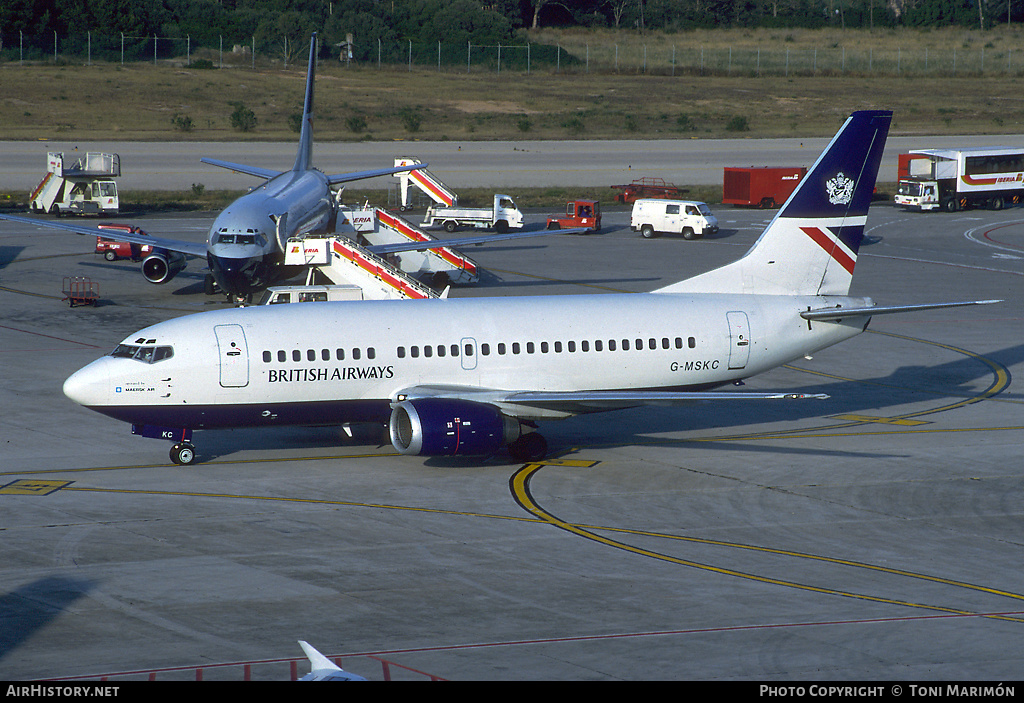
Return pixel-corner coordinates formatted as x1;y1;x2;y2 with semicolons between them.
657;109;892;297
293;34;317;173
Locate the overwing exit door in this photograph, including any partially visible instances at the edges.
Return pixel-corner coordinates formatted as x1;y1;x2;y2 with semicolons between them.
727;312;750;370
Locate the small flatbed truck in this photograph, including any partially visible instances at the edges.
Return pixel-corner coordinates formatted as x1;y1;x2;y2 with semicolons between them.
423;194;523;233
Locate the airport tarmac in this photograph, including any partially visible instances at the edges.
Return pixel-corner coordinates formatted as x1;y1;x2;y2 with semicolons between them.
1;201;1022;681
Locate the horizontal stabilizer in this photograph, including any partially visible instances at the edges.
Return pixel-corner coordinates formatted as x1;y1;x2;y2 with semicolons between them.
802;299;1002;321
200;158;282;181
327;163;427;186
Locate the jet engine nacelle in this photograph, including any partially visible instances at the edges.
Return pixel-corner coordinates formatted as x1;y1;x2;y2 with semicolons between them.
141;249;187;284
389;398;521;457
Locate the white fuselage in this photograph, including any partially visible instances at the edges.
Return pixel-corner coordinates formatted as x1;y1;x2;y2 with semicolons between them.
64;292;869;430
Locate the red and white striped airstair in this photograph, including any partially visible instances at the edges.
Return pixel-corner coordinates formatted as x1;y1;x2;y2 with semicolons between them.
394;157;458;208
336;206;479;287
284;234;443;300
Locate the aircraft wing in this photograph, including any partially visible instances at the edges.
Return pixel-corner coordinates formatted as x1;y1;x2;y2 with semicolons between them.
395;385;828;417
0;213;208;258
363;227;571;256
326;163;426;186
200;158;283;181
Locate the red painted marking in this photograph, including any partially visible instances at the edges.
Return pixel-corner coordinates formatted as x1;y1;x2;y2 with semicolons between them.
412;170;454;206
801;226;856;275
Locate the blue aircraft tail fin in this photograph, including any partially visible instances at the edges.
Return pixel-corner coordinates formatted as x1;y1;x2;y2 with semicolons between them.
293;34;317;173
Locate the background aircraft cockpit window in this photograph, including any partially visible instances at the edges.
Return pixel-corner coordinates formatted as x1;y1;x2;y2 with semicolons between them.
215;233;257;245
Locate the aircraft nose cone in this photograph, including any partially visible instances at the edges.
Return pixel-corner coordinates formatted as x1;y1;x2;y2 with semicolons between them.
208;253;265;296
63;363;107;407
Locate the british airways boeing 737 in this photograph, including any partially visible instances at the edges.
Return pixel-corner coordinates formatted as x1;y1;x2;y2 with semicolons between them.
61;110;999;465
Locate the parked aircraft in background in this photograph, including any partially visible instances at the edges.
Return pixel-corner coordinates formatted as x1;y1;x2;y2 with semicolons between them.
0;34;560;301
61;110;1000;465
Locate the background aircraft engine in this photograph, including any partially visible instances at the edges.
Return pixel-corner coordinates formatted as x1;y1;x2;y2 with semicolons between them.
141;249;187;284
389;398;521;456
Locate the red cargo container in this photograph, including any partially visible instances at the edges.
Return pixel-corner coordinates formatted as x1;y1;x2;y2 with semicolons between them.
722;167;807;208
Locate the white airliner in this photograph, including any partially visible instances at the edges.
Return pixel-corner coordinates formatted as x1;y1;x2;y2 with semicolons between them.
62;110;999;465
0;34;557;301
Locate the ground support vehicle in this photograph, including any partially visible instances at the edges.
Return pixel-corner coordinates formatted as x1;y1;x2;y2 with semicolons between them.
722;167;806;208
423;194;523;233
546;200;601;232
30;152;120;216
62;276;99;307
895;148;1024;212
611;177;688;204
95;224;152;262
630;199;719;239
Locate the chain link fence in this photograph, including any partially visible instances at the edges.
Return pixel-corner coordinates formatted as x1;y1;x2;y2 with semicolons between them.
2;32;1022;77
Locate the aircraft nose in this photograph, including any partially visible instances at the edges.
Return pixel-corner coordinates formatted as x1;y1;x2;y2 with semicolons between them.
208;253;265;295
63;362;108;407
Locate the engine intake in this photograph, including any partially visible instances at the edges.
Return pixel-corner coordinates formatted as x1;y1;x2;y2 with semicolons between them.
141;249;187;284
389;398;521;457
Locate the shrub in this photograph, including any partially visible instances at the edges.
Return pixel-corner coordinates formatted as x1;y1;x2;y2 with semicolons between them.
726;115;750;132
229;103;257;132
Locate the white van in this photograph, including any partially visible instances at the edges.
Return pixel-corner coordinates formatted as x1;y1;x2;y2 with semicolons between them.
258;284;364;305
630;199;719;239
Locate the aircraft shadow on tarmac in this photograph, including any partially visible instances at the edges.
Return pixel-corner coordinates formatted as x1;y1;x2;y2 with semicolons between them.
0;577;91;662
0;245;26;270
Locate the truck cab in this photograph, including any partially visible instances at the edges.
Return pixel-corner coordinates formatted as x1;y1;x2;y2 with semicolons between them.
630;199;718;239
546;199;601;233
895;180;942;211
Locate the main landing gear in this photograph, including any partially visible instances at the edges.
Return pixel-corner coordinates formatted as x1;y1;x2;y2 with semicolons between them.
170;442;197;465
507;432;548;463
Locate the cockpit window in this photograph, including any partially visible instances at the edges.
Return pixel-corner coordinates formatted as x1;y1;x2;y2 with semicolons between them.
111;344;174;364
216;233;257;245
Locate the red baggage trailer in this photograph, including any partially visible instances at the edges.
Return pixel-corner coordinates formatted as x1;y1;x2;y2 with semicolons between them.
722;167;806;208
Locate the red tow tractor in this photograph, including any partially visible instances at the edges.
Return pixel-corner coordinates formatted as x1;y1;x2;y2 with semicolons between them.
95;223;153;262
545;199;601;233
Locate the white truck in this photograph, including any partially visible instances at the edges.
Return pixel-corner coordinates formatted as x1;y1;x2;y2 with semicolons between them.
423;194;523;233
630;198;719;239
30;152;120;216
894;147;1024;212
